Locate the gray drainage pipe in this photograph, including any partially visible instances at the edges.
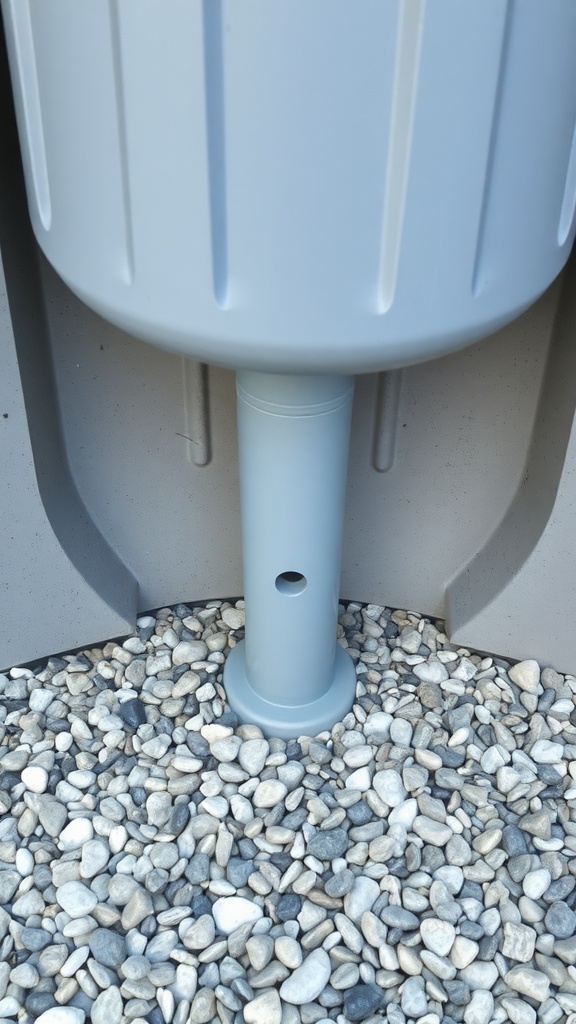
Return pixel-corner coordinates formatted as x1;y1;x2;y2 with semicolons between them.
224;373;356;738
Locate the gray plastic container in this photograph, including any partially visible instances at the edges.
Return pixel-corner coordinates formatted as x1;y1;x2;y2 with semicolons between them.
4;1;576;373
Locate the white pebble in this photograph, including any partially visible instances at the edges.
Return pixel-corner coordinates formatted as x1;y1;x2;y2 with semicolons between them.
412;660;449;684
238;739;269;777
275;936;303;970
420;919;456;957
80;839;110;879
56;881;98;919
530;740;564;764
279;949;331;1005
363;712;392;739
450;936;479;969
345;767;372;791
172;640;208;665
464;990;494;1024
523;869;551;900
222;607;245;630
372;770;407;807
21;765;48;793
390;718;413;746
35;1010;86;1024
505;966;550;1002
109;825;128;854
212;897;263;935
15;848;34;876
252;779;287;808
388;798;418;829
59;818;94;851
244;989;282;1024
29;689;54;713
508;660;540;693
501;998;537;1024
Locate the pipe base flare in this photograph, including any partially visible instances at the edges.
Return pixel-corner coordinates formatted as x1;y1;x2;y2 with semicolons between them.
224;640;357;740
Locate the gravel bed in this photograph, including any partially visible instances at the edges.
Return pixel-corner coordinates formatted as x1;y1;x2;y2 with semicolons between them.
0;599;575;1024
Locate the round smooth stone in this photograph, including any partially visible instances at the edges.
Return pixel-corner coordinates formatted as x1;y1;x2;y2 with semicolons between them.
238;739;269;776
421;919;457;957
56;881;98;918
279;949;331;1005
344;983;385;1022
306;829;348;860
244;989;281;1024
544;902;576;939
89;928;127;968
21;766;48;793
35;1010;86;1024
212;897;263;935
252;780;287;808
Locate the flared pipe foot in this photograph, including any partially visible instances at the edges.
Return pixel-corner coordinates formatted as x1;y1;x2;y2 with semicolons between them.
224;640;357;740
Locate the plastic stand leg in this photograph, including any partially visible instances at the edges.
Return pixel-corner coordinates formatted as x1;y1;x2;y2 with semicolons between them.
223;371;357;739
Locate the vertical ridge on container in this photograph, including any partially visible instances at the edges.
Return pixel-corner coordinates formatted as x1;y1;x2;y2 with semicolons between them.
471;0;514;298
377;0;425;314
108;0;134;285
202;0;228;309
4;0;51;232
558;116;576;248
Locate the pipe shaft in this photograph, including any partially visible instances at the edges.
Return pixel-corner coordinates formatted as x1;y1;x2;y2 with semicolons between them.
224;371;357;737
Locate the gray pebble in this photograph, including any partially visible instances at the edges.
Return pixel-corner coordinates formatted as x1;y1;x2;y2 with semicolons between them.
146;930;179;962
21;926;52;951
346;801;373;825
24;993;58;1017
545;876;575;901
37;943;69;976
276;894;303;922
344;982;385;1021
306;828;348;860
122;955;150;981
325;869;355;898
118;698;146;728
308;741;331;765
185;852;211;884
544;902;576;939
89;928;127;968
380;906;419;930
445;981;470;1005
502;825;530;856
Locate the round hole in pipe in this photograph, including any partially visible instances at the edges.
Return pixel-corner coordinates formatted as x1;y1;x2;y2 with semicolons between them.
275;571;307;596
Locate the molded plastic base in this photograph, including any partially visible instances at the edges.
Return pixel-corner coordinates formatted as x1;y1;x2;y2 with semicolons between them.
223;640;357;740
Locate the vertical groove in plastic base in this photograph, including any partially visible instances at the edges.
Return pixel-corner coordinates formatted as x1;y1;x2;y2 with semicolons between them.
182;358;212;466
